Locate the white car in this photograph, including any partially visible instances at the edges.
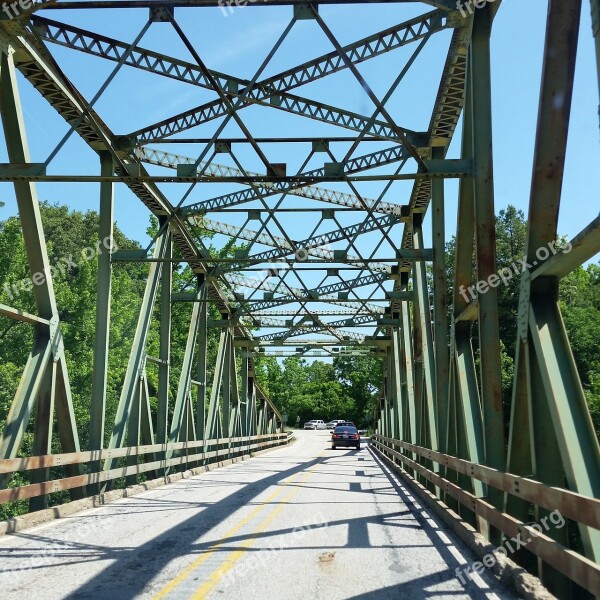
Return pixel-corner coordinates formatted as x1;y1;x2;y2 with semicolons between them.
304;419;327;430
327;419;346;430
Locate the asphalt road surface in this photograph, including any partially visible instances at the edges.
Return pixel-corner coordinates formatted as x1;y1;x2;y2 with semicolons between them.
0;431;516;599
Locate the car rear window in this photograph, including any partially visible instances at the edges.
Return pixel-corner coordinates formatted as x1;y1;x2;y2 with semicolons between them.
334;426;357;433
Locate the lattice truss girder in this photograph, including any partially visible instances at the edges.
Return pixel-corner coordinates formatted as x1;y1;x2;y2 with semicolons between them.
0;0;469;348
0;0;466;502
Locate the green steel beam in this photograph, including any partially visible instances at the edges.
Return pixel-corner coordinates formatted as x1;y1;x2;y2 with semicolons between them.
104;231;169;473
400;294;417;463
169;280;206;447
32;12;440;146
195;283;208;441
0;171;467;184
0;49;83;503
507;0;600;577
36;0;458;9
206;329;227;441
185;145;412;214
412;215;439;461
470;9;505;530
90;151;114;466
448;62;486;517
431;146;449;455
157;225;172;448
592;0;600;124
139;147;403;217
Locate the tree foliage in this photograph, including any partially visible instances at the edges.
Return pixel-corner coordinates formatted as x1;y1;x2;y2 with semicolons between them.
254;354;382;428
445;205;600;436
1;202;598;520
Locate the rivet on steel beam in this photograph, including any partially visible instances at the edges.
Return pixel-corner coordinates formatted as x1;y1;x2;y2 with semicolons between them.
324;162;344;177
312;140;329;153
149;6;174;22
268;163;287;177
176;163;196;177
294;3;319;20
215;141;232;153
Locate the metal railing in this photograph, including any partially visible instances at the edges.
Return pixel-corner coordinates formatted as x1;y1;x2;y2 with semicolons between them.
372;435;600;596
0;433;289;507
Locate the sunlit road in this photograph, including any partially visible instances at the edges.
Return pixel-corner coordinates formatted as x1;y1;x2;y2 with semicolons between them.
0;431;515;599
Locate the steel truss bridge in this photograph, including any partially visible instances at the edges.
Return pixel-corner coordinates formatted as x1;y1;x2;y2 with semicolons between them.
0;0;599;598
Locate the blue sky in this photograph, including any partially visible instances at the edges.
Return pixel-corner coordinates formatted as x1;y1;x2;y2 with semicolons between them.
0;0;598;343
1;1;597;243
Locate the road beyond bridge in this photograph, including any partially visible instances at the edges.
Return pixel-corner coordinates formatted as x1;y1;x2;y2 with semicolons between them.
0;432;516;600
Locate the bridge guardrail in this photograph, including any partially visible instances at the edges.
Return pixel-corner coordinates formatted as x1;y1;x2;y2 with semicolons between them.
371;434;600;596
0;433;289;507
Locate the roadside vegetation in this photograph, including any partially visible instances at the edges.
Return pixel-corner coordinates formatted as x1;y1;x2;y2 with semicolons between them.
0;203;598;519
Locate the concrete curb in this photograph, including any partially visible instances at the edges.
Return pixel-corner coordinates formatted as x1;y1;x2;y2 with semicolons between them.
0;437;292;538
370;445;556;600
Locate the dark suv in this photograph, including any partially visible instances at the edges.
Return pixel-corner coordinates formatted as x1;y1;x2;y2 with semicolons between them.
331;425;361;450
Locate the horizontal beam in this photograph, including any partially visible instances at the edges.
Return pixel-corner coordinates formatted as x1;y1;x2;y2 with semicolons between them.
0;172;468;183
140;147;404;216
0;303;50;326
533;215;600;280
251;310;376;316
37;0;457;8
238;338;391;347
142;136;393;144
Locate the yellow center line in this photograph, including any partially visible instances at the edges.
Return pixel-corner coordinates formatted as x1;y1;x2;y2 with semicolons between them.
152;458;322;600
191;468;315;599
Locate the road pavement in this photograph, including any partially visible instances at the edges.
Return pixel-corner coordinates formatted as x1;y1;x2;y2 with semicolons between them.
0;430;516;599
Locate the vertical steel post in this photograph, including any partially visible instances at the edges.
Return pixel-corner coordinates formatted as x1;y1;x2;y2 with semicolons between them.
157;224;172;448
229;341;241;439
248;369;257;437
126;378;142;486
507;1;600;585
591;0;600;130
471;8;505;525
412;215;439;458
206;329;227;441
431;146;449;455
0;49;82;501
241;351;249;438
90;151;114;483
222;326;231;441
170;280;205;448
104;232;168;473
400;294;417;470
450;63;487;520
391;328;403;445
196;281;207;442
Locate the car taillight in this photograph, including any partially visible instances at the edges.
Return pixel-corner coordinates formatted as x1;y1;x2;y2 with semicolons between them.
333;435;340;439
353;434;359;439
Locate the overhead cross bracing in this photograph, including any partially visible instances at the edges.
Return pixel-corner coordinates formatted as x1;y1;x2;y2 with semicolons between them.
0;0;465;482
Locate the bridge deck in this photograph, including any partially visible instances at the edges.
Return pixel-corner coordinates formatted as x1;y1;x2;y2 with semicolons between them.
0;432;515;600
